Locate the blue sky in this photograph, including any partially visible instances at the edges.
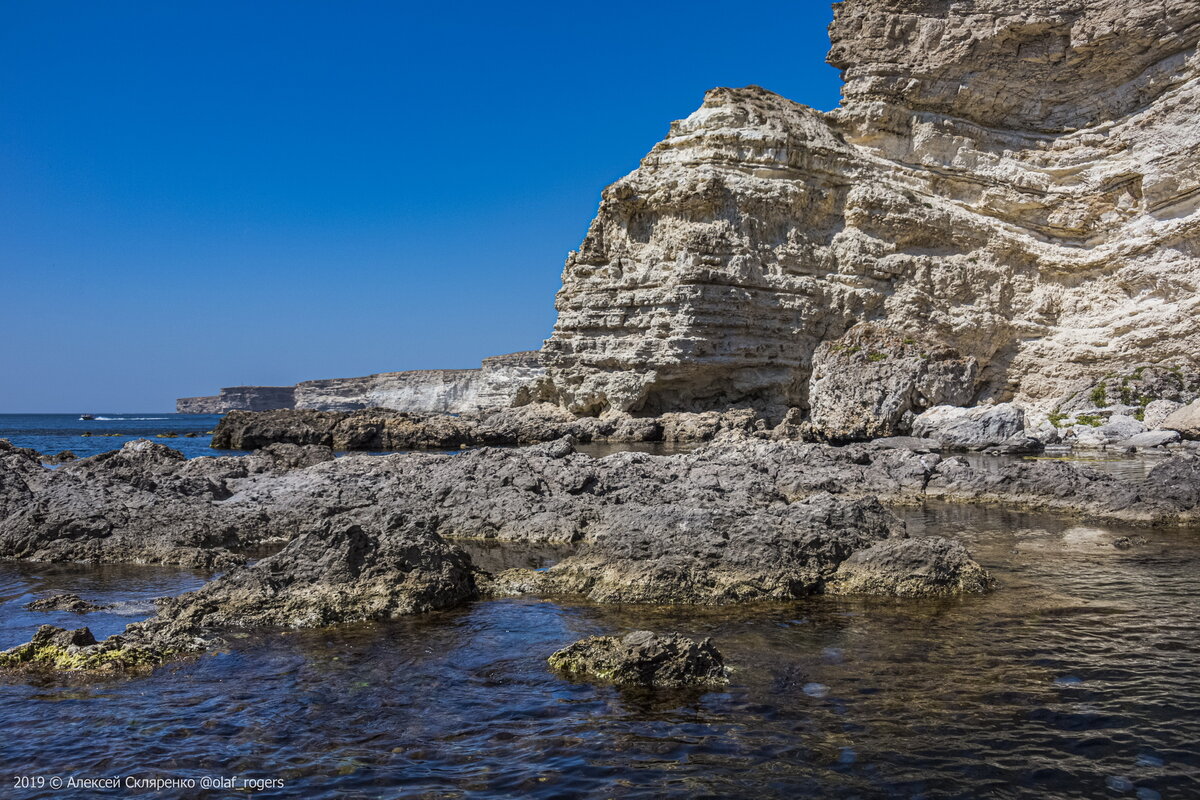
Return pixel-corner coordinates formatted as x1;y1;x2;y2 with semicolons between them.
0;1;844;412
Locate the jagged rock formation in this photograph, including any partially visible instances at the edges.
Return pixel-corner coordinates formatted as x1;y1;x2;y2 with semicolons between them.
178;352;544;414
548;631;728;687
805;323;977;442
542;0;1200;419
176;386;295;414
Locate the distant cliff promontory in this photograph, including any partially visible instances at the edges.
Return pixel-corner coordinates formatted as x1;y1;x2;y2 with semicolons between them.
178;351;544;414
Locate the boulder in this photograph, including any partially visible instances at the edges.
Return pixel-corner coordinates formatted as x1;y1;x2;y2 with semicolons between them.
24;593;107;613
0;624;183;674
1144;399;1184;429
1122;430;1182;449
1162;400;1200;440
826;537;994;597
911;404;1025;450
805;324;977;443
547;631;727;687
1069;414;1147;448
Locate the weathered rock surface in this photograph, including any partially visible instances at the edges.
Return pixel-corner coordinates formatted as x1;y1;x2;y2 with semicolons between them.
1123;430;1181;449
548;631;728;688
0;440;334;568
150;514;478;630
0;440;48;521
805;324;978;442
0;624;182;674
827;537;995;597
496;495;920;605
911;404;1025;450
1163;400;1200;439
24;593;108;613
210;404;761;451
541;1;1200;419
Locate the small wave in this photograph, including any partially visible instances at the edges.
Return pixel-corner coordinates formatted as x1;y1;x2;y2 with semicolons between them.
91;417;172;421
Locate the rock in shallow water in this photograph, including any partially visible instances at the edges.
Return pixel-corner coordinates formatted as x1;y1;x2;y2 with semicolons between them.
826;537;995;597
548;631;727;688
24;593;107;613
152;514;478;630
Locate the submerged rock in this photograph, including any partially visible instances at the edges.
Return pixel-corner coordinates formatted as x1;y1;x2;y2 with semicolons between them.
826;537;995;597
548;631;727;688
0;625;179;674
24;593;107;613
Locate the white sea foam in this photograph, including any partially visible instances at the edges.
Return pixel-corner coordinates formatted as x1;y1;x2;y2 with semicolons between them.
91;417;172;421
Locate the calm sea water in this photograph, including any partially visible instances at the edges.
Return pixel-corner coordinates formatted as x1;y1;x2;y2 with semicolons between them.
0;413;231;460
0;505;1197;798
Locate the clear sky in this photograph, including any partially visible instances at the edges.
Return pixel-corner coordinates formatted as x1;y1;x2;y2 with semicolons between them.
0;1;844;413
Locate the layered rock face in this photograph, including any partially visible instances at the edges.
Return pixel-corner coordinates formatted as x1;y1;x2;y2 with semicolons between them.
178;352;545;414
543;0;1200;420
293;351;545;413
177;386;295;414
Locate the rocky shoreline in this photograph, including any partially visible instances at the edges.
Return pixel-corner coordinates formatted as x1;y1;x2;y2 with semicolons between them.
3;426;1198;679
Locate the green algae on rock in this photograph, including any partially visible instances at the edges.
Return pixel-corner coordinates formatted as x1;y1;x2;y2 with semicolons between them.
548;631;728;688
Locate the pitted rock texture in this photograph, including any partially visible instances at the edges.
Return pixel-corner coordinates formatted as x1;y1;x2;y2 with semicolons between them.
827;537;995;597
542;1;1200;417
151;515;478;630
806;324;978;442
210;404;762;451
548;631;728;688
496;495;928;605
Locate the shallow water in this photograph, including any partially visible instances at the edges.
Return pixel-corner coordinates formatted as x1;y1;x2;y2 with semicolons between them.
2;504;1197;798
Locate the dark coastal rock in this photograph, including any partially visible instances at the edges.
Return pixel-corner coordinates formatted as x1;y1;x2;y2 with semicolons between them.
209;404;762;451
0;515;480;675
0;439;345;569
489;495;907;604
150;514;478;630
805;324;977;443
826;537;994;597
548;631;728;688
0;447;44;522
0;466;246;569
24;593;107;613
0;624;179;674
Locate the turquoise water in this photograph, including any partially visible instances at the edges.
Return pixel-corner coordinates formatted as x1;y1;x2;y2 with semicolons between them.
0;413;232;460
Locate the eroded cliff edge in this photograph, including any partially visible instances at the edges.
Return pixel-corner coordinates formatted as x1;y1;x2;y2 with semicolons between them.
541;0;1200;420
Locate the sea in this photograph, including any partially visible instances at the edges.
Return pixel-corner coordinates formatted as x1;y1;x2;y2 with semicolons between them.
0;413;240;460
0;416;1197;797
